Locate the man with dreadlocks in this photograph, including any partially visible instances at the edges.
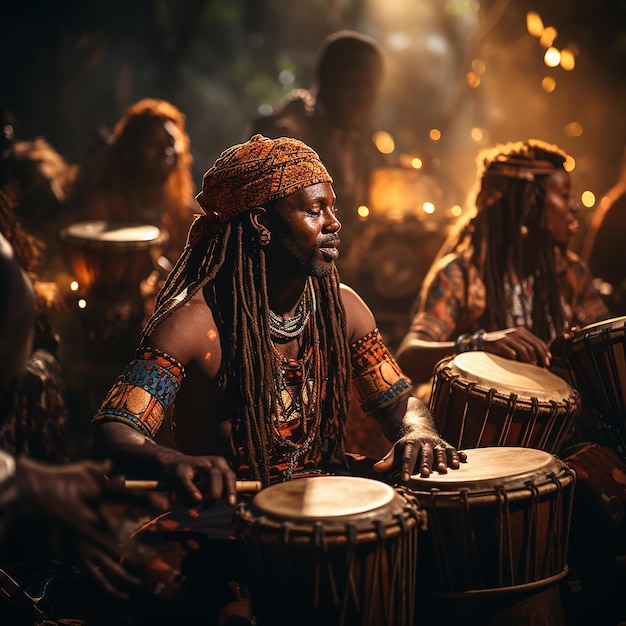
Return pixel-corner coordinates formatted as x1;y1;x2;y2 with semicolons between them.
396;139;609;388
90;134;463;622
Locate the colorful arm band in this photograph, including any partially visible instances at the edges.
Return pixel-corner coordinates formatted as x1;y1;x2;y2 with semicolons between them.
350;328;413;414
92;347;185;438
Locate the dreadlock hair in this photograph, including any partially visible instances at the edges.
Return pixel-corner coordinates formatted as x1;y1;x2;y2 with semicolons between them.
436;140;569;340
142;210;351;485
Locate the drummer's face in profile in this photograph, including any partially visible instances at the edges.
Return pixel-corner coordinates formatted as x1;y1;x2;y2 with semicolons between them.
542;169;578;249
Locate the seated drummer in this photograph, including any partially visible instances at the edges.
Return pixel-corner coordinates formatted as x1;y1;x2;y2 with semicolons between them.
396;139;609;395
90;135;465;622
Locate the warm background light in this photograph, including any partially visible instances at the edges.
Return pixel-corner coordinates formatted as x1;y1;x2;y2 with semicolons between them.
373;131;395;154
526;11;544;37
544;47;561;67
581;191;596;208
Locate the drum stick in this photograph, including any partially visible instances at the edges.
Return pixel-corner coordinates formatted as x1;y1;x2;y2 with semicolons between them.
124;479;262;493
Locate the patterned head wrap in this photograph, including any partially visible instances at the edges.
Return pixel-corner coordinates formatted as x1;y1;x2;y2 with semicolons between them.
475;139;569;210
195;134;332;224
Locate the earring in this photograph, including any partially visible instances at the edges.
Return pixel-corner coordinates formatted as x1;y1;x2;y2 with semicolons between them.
258;227;271;246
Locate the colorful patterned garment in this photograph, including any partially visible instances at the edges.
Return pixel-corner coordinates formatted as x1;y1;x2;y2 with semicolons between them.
410;247;609;343
93;329;410;484
92;347;185;437
350;328;412;413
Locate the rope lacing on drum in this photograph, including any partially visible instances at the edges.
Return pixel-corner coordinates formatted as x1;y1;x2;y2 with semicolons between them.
478;387;496;446
459;488;483;589
457;380;476;449
524;480;540;582
500;393;517;447
495;484;514;587
340;523;359;624
523;396;540;448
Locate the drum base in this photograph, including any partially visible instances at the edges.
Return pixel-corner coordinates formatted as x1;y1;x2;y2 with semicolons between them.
418;582;565;626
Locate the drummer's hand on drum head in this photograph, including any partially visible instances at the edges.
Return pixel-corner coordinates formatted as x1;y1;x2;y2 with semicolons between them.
375;438;466;481
483;327;551;367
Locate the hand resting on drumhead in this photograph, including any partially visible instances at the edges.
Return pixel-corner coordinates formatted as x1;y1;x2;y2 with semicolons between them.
481;327;551;367
372;395;467;480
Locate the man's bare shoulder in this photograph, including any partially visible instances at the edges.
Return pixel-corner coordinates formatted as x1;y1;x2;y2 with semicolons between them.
339;282;376;343
146;289;222;376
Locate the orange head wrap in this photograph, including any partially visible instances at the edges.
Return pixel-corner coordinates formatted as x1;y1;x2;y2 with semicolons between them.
195;134;333;224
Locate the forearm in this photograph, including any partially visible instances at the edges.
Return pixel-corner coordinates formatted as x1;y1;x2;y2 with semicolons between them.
395;334;455;385
374;395;440;443
92;421;184;480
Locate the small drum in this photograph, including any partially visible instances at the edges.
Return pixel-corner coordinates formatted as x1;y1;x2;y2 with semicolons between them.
59;220;168;305
430;352;581;453
408;446;575;595
563;316;626;453
234;475;422;626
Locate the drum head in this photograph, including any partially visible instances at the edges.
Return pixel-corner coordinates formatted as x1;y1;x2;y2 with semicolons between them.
409;446;563;492
59;221;163;247
447;352;573;401
249;476;397;522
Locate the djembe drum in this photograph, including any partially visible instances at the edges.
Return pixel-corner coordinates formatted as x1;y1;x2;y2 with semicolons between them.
408;447;576;624
233;475;422;626
562;316;626;455
430;352;580;453
59;220;167;306
59;221;167;360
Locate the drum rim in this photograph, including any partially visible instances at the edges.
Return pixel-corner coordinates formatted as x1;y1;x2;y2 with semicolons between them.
439;351;575;400
569;315;626;344
59;220;167;247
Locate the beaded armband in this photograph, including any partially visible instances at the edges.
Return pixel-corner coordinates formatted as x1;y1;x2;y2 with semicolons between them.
92;347;185;438
350;328;413;414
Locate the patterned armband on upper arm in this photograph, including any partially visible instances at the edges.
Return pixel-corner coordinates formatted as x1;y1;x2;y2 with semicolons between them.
92;347;185;438
350;328;413;414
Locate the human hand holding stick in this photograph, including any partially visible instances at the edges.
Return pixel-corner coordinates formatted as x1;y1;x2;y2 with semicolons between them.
124;479;262;493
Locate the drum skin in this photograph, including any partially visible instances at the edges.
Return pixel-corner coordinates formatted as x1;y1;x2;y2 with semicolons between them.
407;447;575;595
430;352;580;453
234;475;422;626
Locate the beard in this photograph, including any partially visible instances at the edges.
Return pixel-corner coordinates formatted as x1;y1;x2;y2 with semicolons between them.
272;234;334;279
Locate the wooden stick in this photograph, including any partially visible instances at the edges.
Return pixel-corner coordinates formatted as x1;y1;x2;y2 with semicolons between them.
124;479;262;493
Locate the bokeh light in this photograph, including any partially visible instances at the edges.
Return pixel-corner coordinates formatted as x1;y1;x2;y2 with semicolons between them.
581;190;596;207
373;131;395;154
544;47;561;67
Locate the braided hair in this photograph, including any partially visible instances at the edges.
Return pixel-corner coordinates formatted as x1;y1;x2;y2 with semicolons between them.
436;140;569;340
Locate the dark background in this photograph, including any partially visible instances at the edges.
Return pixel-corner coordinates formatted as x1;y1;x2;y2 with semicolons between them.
2;0;625;223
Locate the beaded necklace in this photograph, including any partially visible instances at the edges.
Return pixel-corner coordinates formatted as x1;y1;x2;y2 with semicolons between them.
269;277;314;342
269;280;324;480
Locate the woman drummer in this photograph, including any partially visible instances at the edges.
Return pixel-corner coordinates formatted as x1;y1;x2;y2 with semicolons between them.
396;139;609;392
397;139;626;624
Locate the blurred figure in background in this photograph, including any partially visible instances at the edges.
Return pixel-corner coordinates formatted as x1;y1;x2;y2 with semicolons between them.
0;106;78;285
0;191;68;464
582;145;626;316
71;98;196;265
250;30;387;266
